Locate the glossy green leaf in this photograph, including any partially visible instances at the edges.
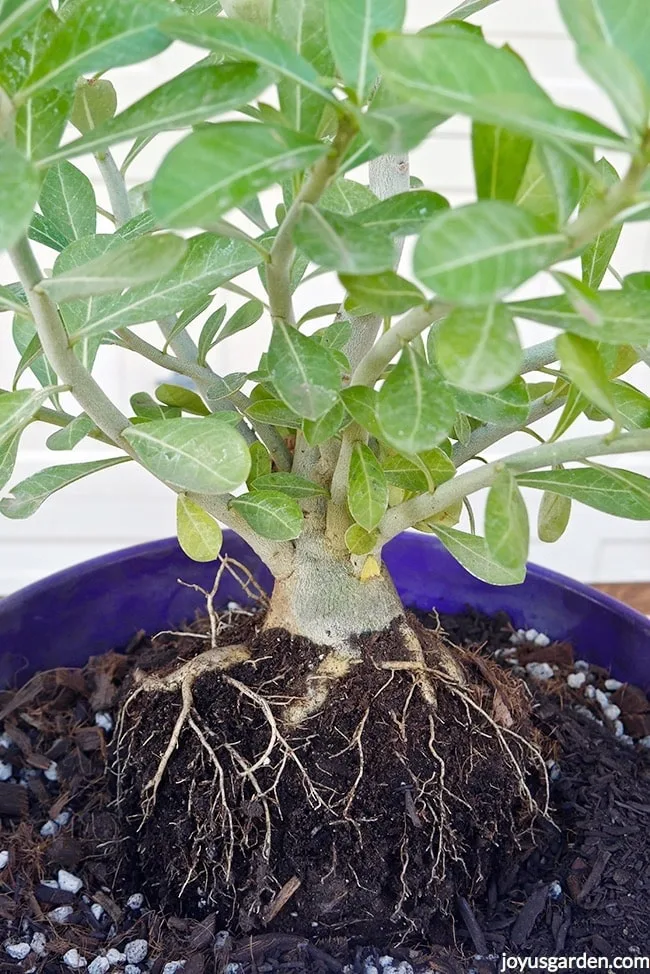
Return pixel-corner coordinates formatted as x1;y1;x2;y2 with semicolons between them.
509;290;650;345
39;162;96;245
302;400;348;445
517;465;650;520
351;190;449;236
340;385;382;438
432;524;526;585
213;299;264;345
0;387;59;446
45;413;95;450
538;486;572;542
0;141;39;250
415;201;564;305
294;205;395;274
48;63;271;165
0;0;48;49
377;346;455;453
434;304;522;392
268;322;340;420
347;442;388;531
0;457;129;519
485;467;529;573
177;494;223;562
325;0;406;102
151;122;327;229
273;0;334;137
340;270;424;316
229;489;303;540
559;0;650;89
374;32;626;150
122;417;250;493
19;0;174;99
345;523;378;555
557;333;620;423
116;211;157;241
452;378;531;426
247;441;272;485
472;123;532;202
381;446;455;492
251;472;327;498
155;383;209;416
580;159;622;289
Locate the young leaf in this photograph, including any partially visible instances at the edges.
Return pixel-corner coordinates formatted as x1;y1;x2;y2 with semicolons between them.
197;305;227;365
151;122;327;229
273;0;334;137
373;32;626;150
245;398;302;428
610;382;650;430
247;441;272;485
0;387;60;446
38;234;187;303
0;284;29;317
558;0;650;89
381;447;455;492
268;322;341;421
325;0;406;102
453;379;531;426
345;523;379;555
320;178;377;216
432;524;527;585
205;373;248;403
45;413;95;451
0;141;39;250
0;0;48;49
251;472;327;498
70;77;117;134
485;467;530;573
313;317;352;350
0;431;21;492
48;63;271;164
347;442;388;531
302;400;348;445
19;0;174;99
414;201;564;305
508;289;650;346
176;494;223;562
39;162;96;245
517;465;650;520
377;347;455;453
433;304;522;393
351;190;449;236
213;300;264;345
0;457;129;519
229;489;303;540
155;384;209;416
580;159;622;289
339;386;382;439
293;205;396;275
472;124;532;202
11;316;58;394
122;418;251;493
538;487;572;543
340;271;423;316
557;333;621;424
130;392;180;420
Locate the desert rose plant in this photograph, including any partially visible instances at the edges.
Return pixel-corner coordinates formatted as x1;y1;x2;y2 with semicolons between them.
2;0;650;935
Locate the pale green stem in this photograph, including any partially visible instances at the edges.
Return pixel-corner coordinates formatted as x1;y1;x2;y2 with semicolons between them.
520;338;558;374
96;150;131;227
350;304;447;386
452;394;565;468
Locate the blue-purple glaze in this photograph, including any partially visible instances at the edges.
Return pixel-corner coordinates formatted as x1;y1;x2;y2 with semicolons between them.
1;532;649;691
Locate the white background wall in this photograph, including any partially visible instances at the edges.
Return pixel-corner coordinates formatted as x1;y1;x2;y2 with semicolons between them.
1;0;650;592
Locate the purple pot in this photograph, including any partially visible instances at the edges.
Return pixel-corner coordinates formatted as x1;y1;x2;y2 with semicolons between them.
1;532;649;692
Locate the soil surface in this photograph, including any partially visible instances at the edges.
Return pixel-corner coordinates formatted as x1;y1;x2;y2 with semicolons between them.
0;602;649;973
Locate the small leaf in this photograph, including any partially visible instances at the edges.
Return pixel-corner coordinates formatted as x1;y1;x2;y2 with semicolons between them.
213;299;264;345
347;442;388;531
46;413;95;450
377;346;455;453
123;417;250;493
70;77;117;133
229;489;303;540
177;494;223;562
351;190;449;236
340;271;424;316
251;472;327;498
302;400;347;445
197;304;227;365
538;487;572;543
0;283;30;317
453;379;531;426
360;554;381;580
580;158;622;289
313;317;351;350
151;122;327;229
0;431;21;491
205;373;248;402
39;161;96;245
339;386;382;439
0;141;40;249
130;391;180;421
247;441;272;485
0;0;49;49
415;201;564;305
345;523;378;555
517;465;650;520
0;457;129;519
434;304;522;393
557;333;621;423
268;322;341;421
472;123;532;202
155;383;209;416
485;467;530;572
245;398;301;428
320;178;377;216
0;387;60;446
611;381;650;430
432;524;526;585
381;447;455;492
325;0;406;102
293;205;396;275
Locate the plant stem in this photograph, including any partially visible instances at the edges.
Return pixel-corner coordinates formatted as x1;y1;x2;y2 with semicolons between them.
379;428;650;544
96;150;131;227
520;338;558;374
452;393;565;467
351;304;446;386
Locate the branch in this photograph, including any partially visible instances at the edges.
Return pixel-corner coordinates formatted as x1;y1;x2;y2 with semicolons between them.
350;304;447;386
0;387;115;446
520;338;558;374
452;393;565;468
96;150;131;227
378;428;650;545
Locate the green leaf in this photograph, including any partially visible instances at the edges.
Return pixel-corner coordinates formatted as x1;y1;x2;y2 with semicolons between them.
320;178;377;216
557;333;621;423
302;400;347;445
48;63;271;165
0;0;48;49
359;85;444;155
0;457;129;519
340;385;382;438
39;162;96;246
345;523;378;555
351;190;449;236
11;316;58;394
273;0;334;137
155;383;209;416
325;0;405;102
247;441;271;485
0;284;29;317
161;295;214;353
432;524;526;585
381;446;455;492
251;472;327;498
414;201;564;305
268;322;340;421
294;205;395;274
313;317;352;350
347;442;388;531
176;494;223;562
229;489;303;540
213;299;264;345
552;270;604;327
610;381;650;430
130;391;180;420
442;0;499;18
374;32;627;150
377;346;455;453
433;304;522;393
472;124;532;202
0;387;59;446
245;398;301;428
197;305;226;365
19;0;174;100
517;465;650;520
538;486;572;543
27;213;71;252
485;467;529;573
116;210;157;241
453;378;530;426
340;270;424;316
122;417;250;493
559;0;650;89
151;122;327;229
175;0;222;11
578;45;650;136
516;146;583;228
46;413;95;450
580;159;622;289
38;233;187;303
161;13;333;106
0;141;39;250
65;233;262;342
0;431;21;492
509;289;650;345
205;373;247;403
70;77;117;134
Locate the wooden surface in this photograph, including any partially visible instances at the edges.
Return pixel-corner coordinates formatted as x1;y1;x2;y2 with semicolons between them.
594;584;650;616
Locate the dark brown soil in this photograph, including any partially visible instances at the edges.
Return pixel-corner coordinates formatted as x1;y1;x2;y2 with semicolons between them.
0;603;649;972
